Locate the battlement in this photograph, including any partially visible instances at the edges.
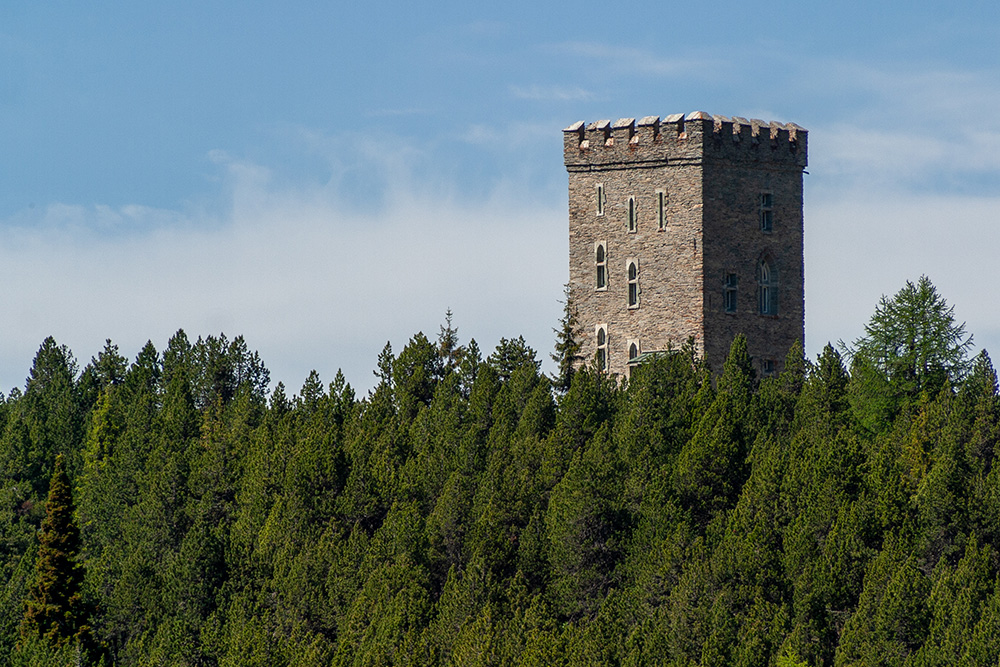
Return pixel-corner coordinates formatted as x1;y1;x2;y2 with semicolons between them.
563;112;807;171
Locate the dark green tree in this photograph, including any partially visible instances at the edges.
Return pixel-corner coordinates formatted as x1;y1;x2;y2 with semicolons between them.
21;454;92;651
488;336;541;384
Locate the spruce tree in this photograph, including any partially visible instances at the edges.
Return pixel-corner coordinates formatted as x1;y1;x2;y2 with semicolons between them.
437;308;465;373
551;285;583;393
21;453;92;650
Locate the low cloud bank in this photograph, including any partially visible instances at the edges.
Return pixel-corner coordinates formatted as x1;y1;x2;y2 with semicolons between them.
0;155;567;396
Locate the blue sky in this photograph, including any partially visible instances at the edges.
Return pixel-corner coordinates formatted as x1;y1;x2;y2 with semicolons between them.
2;2;1000;394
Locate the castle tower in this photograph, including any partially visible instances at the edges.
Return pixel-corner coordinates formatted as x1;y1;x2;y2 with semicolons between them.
564;112;807;377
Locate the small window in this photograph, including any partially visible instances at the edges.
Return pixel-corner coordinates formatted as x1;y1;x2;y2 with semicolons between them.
596;325;609;371
627;196;637;233
596;184;605;216
656;190;666;230
760;192;773;232
724;273;738;313
627;260;639;308
758;259;776;315
762;359;776;377
595;243;607;290
628;341;640;361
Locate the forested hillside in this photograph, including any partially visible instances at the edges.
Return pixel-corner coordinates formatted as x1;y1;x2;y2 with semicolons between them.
3;278;1000;666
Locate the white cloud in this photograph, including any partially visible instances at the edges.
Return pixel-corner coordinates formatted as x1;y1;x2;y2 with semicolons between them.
803;63;1000;190
805;188;1000;361
0;154;567;396
795;63;1000;364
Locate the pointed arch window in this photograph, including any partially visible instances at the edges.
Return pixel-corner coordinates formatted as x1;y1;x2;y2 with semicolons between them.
595;242;607;291
628;340;640;361
596;324;609;371
758;258;777;315
627;259;639;309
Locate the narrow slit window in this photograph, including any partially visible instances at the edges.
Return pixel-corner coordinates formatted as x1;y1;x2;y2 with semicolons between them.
627;196;637;233
595;243;607;290
596;184;605;216
760;192;773;232
656;190;666;230
627;260;639;308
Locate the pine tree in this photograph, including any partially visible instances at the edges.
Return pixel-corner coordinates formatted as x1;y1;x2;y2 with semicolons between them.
21;453;92;650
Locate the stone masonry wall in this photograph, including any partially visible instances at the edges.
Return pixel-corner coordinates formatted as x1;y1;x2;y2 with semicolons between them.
565;112;807;378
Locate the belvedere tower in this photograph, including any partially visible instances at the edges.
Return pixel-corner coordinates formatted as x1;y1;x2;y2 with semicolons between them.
564;112;807;377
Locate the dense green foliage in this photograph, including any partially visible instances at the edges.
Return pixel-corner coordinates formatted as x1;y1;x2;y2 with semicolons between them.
2;288;1000;666
20;454;93;653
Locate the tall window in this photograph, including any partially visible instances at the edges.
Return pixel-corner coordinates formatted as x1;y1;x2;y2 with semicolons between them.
724;273;738;313
596;184;605;216
596;325;608;371
760;192;773;232
595;242;607;290
627;196;637;233
628;341;639;361
758;259;775;315
656;189;666;230
627;260;639;308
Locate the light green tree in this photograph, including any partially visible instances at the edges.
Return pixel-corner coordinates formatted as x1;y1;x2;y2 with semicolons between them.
845;276;974;396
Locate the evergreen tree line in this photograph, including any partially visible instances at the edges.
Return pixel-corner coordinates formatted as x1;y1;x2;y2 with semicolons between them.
2;279;1000;666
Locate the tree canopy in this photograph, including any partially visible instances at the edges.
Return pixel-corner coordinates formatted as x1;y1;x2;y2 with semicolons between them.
1;286;999;666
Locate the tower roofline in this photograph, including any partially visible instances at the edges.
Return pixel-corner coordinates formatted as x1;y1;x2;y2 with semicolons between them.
564;113;807;171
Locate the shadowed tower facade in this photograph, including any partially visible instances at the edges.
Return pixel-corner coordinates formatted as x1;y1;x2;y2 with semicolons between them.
564;112;807;377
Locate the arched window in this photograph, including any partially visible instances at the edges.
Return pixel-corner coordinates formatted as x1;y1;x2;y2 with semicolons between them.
627;196;637;233
596;325;608;371
758;258;777;315
595;243;607;290
627;260;639;308
628;341;639;360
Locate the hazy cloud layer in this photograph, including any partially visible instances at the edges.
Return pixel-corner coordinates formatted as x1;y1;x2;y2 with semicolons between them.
806;189;1000;356
807;64;1000;191
4;56;1000;396
0;152;566;396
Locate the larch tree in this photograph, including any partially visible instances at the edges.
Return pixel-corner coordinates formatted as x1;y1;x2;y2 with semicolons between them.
846;275;975;396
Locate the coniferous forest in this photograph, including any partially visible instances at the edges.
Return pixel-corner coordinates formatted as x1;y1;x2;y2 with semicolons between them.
3;277;1000;666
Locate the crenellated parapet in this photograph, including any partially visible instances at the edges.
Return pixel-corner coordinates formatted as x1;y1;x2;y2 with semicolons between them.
563;111;807;171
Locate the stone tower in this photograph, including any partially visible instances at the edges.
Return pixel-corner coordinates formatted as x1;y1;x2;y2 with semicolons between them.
564;112;807;377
